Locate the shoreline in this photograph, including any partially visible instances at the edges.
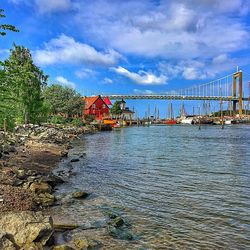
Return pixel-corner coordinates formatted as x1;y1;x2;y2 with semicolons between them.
0;124;99;249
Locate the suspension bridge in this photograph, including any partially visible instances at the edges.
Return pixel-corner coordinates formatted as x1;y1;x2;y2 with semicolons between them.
107;71;250;116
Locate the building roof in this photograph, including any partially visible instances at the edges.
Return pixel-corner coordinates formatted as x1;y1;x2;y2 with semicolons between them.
103;96;112;106
84;96;100;109
122;109;134;114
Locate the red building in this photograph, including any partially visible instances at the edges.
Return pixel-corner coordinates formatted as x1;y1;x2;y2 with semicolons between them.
83;95;111;120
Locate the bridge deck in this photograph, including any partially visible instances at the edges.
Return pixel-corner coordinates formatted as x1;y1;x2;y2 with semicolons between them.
107;95;249;101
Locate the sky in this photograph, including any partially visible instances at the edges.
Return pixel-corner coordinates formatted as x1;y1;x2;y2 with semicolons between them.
1;0;250;117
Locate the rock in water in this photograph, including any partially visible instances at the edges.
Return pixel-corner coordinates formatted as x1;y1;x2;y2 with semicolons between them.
35;193;55;207
109;216;124;227
72;191;89;199
0;211;53;248
70;158;79;163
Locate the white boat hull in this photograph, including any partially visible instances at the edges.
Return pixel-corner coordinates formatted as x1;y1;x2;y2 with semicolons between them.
181;118;193;124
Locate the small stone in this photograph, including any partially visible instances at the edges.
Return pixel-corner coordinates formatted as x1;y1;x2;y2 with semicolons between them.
107;226;134;241
53;245;75;250
53;223;79;231
107;211;119;219
109;216;124;227
0;233;16;250
8;146;17;153
27;170;38;176
35;193;55;207
21;242;43;250
73;238;88;249
16;169;27;180
13;179;25;186
70;158;79;163
29;182;52;194
79;153;86;158
72;191;89;199
27;176;38;182
60;150;68;157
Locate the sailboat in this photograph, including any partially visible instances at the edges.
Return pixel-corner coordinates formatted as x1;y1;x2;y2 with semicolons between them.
164;102;177;125
179;102;194;124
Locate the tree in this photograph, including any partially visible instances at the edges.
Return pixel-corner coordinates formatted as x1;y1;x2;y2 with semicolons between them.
3;45;48;124
43;84;84;118
0;66;16;129
110;101;122;117
0;9;19;36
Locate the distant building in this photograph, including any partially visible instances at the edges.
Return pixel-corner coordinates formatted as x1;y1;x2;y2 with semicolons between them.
120;99;134;120
83;95;110;120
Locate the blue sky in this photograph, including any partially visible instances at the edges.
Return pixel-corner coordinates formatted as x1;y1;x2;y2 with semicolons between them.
1;0;250;117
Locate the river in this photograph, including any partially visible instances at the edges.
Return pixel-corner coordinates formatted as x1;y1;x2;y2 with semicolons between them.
52;125;250;249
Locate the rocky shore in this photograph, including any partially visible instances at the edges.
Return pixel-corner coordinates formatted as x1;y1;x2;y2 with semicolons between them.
0;124;99;249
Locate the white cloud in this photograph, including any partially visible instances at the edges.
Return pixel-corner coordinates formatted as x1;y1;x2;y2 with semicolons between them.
103;77;113;84
212;54;228;64
35;0;72;14
159;55;239;81
73;0;250;60
55;76;75;89
33;34;122;66
112;66;167;85
75;68;95;79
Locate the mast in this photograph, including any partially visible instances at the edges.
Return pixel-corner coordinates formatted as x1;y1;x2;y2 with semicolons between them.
170;102;173;119
220;87;224;129
147;103;150;119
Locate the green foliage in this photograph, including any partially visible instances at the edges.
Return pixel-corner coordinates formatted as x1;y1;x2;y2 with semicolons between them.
43;84;84;118
48;115;67;124
110;101;122;116
0;45;48;130
0;9;19;36
84;114;95;124
71;117;85;127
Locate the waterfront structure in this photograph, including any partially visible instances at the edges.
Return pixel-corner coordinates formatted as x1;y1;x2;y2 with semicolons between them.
119;99;135;121
83;95;110;120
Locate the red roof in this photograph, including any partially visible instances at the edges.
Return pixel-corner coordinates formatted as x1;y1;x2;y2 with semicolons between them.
103;96;112;106
84;96;100;109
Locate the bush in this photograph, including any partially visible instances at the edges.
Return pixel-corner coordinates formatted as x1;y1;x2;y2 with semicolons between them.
49;115;67;124
84;114;95;124
71;118;85;127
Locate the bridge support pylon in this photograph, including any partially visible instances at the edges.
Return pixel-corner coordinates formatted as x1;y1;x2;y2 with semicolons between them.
232;71;243;116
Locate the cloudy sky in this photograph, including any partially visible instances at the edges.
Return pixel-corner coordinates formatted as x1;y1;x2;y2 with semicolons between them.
1;0;250;115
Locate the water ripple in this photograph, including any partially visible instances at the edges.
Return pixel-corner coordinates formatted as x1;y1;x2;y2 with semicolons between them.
56;125;250;249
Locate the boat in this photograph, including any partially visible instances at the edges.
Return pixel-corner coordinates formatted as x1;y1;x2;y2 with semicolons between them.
164;119;177;125
180;116;194;124
103;119;117;125
194;117;213;125
112;123;121;128
225;120;232;125
164;102;177;125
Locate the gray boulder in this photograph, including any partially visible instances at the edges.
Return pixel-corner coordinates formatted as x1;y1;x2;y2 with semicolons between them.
0;211;53;248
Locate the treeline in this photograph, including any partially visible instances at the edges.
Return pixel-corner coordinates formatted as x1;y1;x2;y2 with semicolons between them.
0;45;84;131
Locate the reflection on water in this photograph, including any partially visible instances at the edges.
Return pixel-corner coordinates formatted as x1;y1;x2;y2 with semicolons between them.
54;125;250;249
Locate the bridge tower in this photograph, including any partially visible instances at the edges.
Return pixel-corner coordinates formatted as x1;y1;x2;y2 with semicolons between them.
232;71;243;116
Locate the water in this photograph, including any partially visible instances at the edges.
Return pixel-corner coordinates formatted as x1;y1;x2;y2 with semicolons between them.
53;125;250;249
